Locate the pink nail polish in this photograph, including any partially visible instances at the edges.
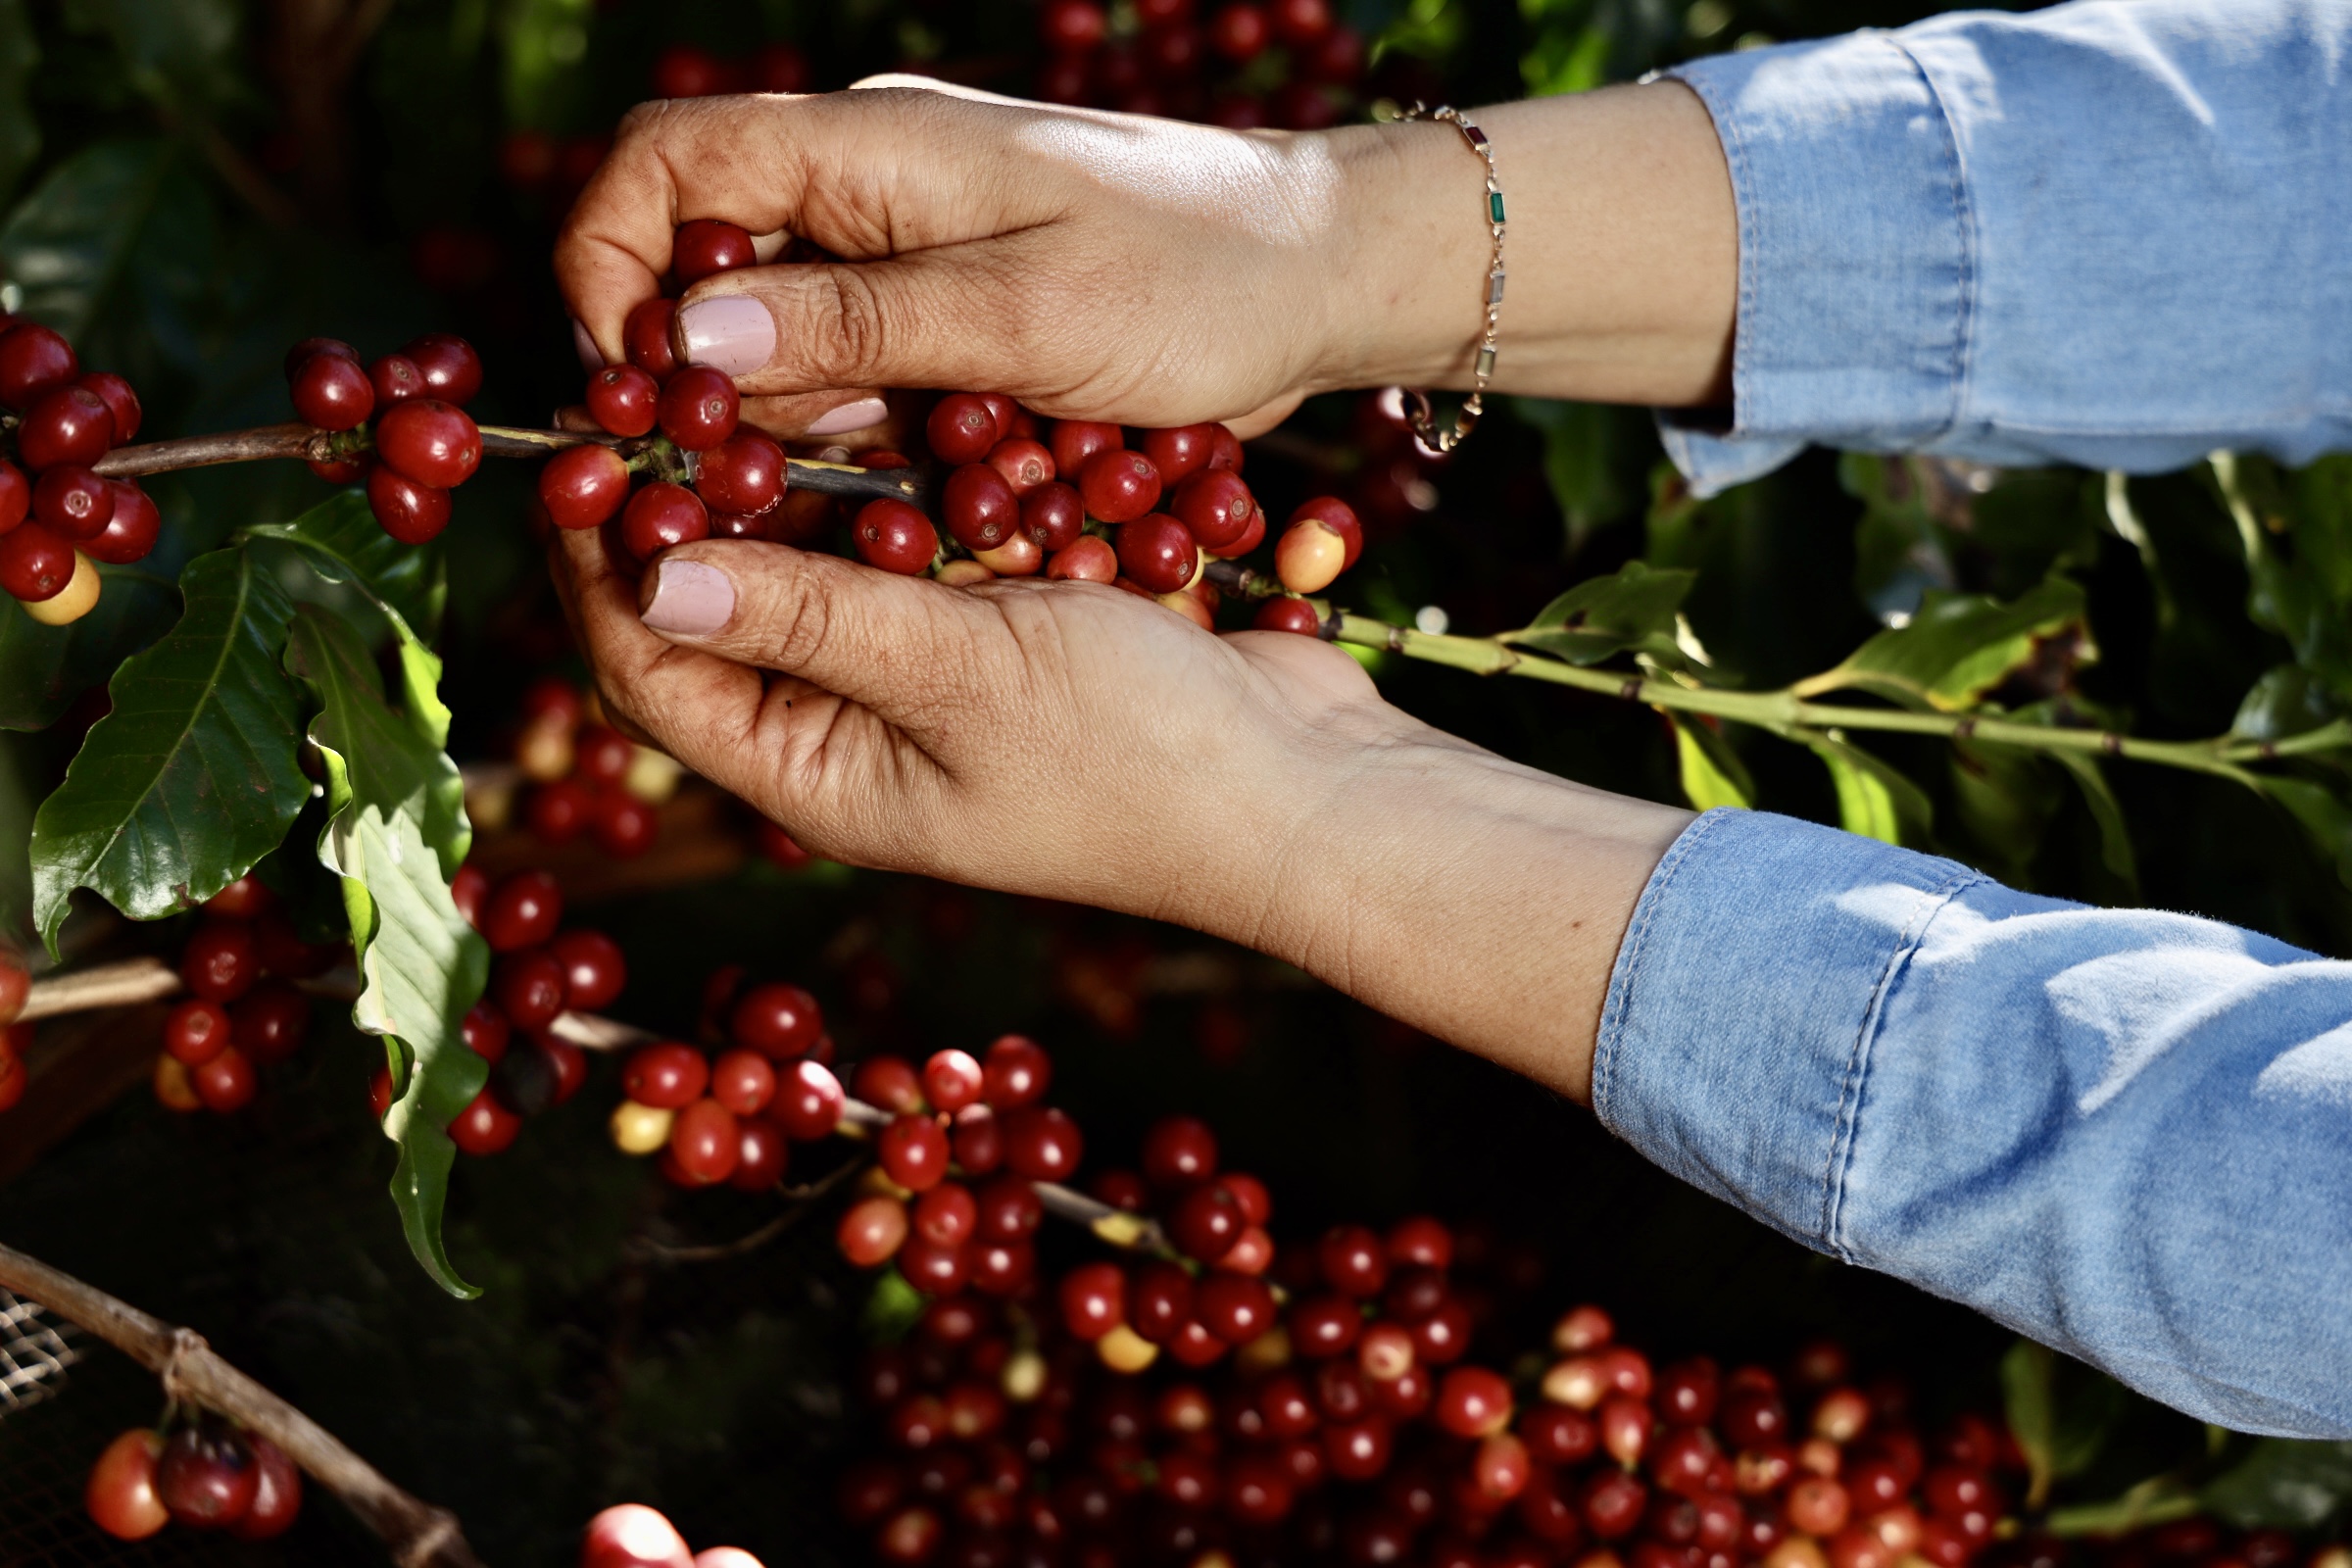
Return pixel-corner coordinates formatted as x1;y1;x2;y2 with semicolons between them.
571;318;603;370
806;397;888;437
641;559;735;636
676;295;778;377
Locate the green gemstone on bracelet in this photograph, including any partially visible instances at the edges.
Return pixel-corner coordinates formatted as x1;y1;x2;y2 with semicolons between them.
1489;191;1505;223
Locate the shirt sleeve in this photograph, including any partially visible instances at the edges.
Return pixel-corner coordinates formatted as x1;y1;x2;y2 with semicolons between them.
1593;808;2352;1438
1655;0;2352;496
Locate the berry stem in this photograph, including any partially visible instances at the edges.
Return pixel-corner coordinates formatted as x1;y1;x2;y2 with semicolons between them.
0;1241;487;1568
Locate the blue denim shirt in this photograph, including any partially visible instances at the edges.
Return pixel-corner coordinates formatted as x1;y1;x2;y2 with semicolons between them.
1657;0;2352;495
1596;811;2352;1438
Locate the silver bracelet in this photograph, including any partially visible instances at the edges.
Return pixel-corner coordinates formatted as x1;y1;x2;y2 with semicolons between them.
1396;102;1503;453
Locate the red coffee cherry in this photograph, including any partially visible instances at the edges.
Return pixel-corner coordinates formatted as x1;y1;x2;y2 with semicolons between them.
696;430;786;515
191;1046;257;1111
375;400;480;488
910;1180;975;1247
1289;1293;1361;1358
225;1435;300;1542
368;355;426;406
731;1117;790;1191
1043;422;1116;481
1002;1104;1082;1180
449;1088;522;1155
1018;481;1086;552
1252;597;1320;636
86;481;160;564
985;438;1054;495
283;337;358;377
34;466;114;539
879;1112;952;1192
230;983;310;1064
181;920;258;1003
0;522;74;600
1197;1272;1276;1343
657;365;740;450
943;463;1021;551
366;464;450;544
1719;1389;1788;1449
0;322;76;411
773;1058;846;1139
1318;1224;1389;1296
1436;1366;1514;1438
1169;1182;1243;1261
1294;494;1363;565
402;334;483;406
1209;499;1265;560
286;354;374;434
623;298;681;382
20;386;117;469
85;1428;171;1542
157;1422;259;1527
927;393;1003;465
75;371;140;443
621;481;710;562
538;444;632;531
981;1035;1052;1107
673;219;757;286
732;981;823;1057
1584;1469;1649;1539
482;871;563;952
971;1173;1041;1244
460;1003;509;1065
1078;448;1161;522
449;863;490;927
1142;1114;1218;1187
1046;535;1117;581
1207;1;1269;58
494;950;567;1030
550;928;627;1010
1059;1260;1126;1340
922;1049;985;1114
1788;1476;1852;1537
586;364;661;436
1388;1214;1453;1268
1170;468;1255;550
1115;514;1197;593
668;1098;742;1184
1524;1403;1599;1464
1138;424;1216;485
0;458;26;531
950;1105;1002;1174
618;1045;708;1111
164;999;231;1066
854;498;938;574
1039;0;1106;49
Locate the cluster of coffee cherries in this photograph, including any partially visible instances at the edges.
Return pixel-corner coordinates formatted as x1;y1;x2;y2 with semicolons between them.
282;333;486;545
153;875;343;1115
0;954;28;1113
581;1500;770;1568
361;864;610;1154
503;676;681;856
84;1416;300;1544
1034;0;1362;129
2094;1524;2351;1568
606;973;845;1190
0;319;156;626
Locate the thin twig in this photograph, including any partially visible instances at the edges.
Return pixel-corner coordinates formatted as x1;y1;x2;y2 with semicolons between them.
0;1243;485;1568
631;1154;871;1265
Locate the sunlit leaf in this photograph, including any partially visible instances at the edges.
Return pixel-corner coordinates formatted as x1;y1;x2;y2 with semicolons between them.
0;138;174;342
1806;732;1932;847
1793;577;2089;711
1509;561;1694;666
0;561;176;731
27;546;308;953
1669;714;1750;812
284;604;487;1298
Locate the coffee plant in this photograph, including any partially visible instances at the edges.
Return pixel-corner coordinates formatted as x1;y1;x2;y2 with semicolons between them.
0;0;2346;1560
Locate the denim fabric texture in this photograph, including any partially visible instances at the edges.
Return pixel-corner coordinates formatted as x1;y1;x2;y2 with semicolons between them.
1656;0;2352;495
1593;808;2352;1437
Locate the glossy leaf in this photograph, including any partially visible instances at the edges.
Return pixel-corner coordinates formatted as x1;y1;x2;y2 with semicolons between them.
1669;714;1751;812
2255;776;2352;891
0;562;176;732
2047;751;2139;886
1793;577;2090;711
1949;740;2062;885
1807;732;1932;847
2002;1340;2127;1511
284;604;486;1298
2230;663;2344;744
27;547;307;953
0;0;40;207
244;490;447;645
0;138;174;342
2199;1439;2352;1531
1512;398;1636;551
1510;561;1694;666
2217;454;2352;701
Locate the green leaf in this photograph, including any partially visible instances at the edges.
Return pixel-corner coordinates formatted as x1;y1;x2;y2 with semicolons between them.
2047;751;2139;885
245;489;448;645
1509;561;1694;666
2002;1341;2128;1511
2199;1440;2352;1531
1521;20;1609;96
1806;732;1933;847
284;604;487;1298
0;562;176;731
2230;663;2344;744
1512;398;1634;551
63;0;241;115
2254;775;2352;891
0;138;174;343
1793;577;2090;711
0;0;41;207
27;546;308;953
1949;739;2062;884
1669;714;1751;812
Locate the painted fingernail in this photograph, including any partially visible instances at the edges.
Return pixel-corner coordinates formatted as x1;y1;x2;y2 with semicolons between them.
640;559;735;636
676;294;778;376
570;318;603;370
805;397;888;437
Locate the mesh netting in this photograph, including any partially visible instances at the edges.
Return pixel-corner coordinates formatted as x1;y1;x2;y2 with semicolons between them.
0;1287;82;1416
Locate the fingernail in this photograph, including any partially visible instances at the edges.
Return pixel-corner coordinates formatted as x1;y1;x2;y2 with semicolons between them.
805;396;888;437
641;559;735;636
570;318;603;370
677;294;778;376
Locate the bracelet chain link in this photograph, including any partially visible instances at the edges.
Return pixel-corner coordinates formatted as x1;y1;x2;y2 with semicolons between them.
1396;102;1503;453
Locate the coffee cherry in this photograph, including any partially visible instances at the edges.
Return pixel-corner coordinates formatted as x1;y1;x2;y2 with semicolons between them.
854;497;938;574
986;438;1054;495
551;928;627;1010
21;386;116;469
732;981;823;1058
368;355;427;406
696;430;786;515
593;788;658;858
74;371;139;444
1275;515;1348;594
1169;468;1254;551
1018;481;1086;552
540;444;632;531
494;950;566;1030
610;1100;674;1154
287;353;375;433
927;394;1003;465
86;480;160;564
1207;2;1268;58
375;400;480;488
1078;448;1161;522
1433;1365;1513;1437
624;1041;710;1108
225;1435;300;1542
366;465;450;544
1720;1389;1788;1449
1002;1104;1082;1180
583;1503;696;1568
85;1429;170;1541
34;465;113;539
1413;1298;1473;1365
402;334;483;406
1115;514;1198;594
230;982;310;1065
1324;1413;1394;1481
1047;535;1117;581
0;458;25;534
450;863;489;927
1788;1477;1852;1537
157;1422;260;1528
1142;1113;1218;1187
1170;1182;1243;1261
621;481;710;561
587;364;661;436
0;322;76;411
1039;0;1107;48
625;298;681;381
658;366;740;451
1197;1272;1276;1344
459;1003;510;1065
840;1195;910;1265
917;1049;983;1114
763;1060;841;1142
673;219;758;285
1248;596;1318;636
449;1088;522;1155
180;920;258;1003
1388;1214;1452;1268
881;1111;952;1192
729;1117;790;1192
482;869;563;952
668;1098;742;1184
701;1049;773;1118
1134;425;1211;484
1289;1294;1360;1358
1814;1385;1872;1442
284;337;358;377
1209;500;1265;560
0;522;74;601
1059;1260;1126;1340
1584;1469;1648;1538
944;463;1021;552
981;1034;1051;1107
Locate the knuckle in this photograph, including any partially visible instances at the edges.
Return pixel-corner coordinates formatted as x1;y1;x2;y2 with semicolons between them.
808;268;892;384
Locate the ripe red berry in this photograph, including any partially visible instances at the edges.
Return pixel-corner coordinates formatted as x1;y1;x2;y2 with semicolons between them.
773;1058;846;1139
696;430;786;515
191;1046;257;1111
157;1422;258;1527
1169;1181;1243;1261
34;466;113;539
667;1098;742;1184
482;870;563;952
1018;481;1086;553
731;1117;790;1191
75;371;140;443
283;337;358;378
1060;1261;1126;1339
86;481;160;564
1045;421;1117;478
450;863;490;927
1269;0;1331;41
922;1049;985;1114
0;323;76;411
974;1036;1049;1110
651;42;729;98
1207;2;1269;57
621;481;710;562
20;386;116;469
880;1112;952;1191
1317;1225;1388;1296
1209;499;1265;560
449;1088;522;1155
586;364;661;436
853;497;938;574
181;920;257;1003
375;400;480;488
1142;1113;1218;1187
1047;535;1117;581
657;366;740;451
0;458;26;532
838;1195;909;1266
1114;513;1198;593
1584;1469;1649;1538
673;220;758;286
1002;1104;1082;1181
910;1180;975;1247
551;928;627;1010
85;1429;170;1541
926;394;1002;465
624;298;680;381
1294;494;1364;567
230;982;310;1064
366;464;450;544
593;787;658;858
1436;1366;1514;1437
368;355;426;406
0;523;74;600
1197;1272;1276;1343
732;981;823;1057
623;1041;710;1109
1136;425;1211;484
461;1003;509;1065
1170;467;1255;551
494;950;566;1030
164;998;231;1065
1039;0;1106;48
943;463;1021;552
287;354;374;433
538;444;632;531
1388;1214;1453;1268
985;438;1054;495
1524;1404;1599;1464
1252;596;1320;636
225;1435;300;1542
1078;448;1161;522
402;334;484;406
